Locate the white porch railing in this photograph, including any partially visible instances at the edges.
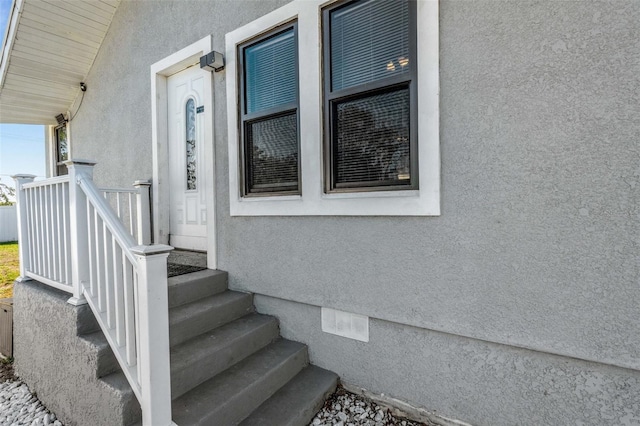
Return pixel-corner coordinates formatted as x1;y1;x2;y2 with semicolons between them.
13;160;174;426
99;180;151;245
17;175;73;293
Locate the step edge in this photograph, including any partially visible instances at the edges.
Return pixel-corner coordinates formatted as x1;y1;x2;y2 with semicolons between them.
170;316;280;399
172;340;308;425
239;365;339;426
167;269;227;287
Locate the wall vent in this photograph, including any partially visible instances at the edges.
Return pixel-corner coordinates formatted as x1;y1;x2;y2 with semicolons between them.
321;307;369;342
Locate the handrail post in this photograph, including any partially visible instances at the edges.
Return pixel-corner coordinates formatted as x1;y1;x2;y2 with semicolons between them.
11;174;36;282
133;180;152;245
131;244;174;426
65;159;97;306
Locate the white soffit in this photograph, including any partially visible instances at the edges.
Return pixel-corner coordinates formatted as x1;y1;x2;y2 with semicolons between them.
0;0;120;125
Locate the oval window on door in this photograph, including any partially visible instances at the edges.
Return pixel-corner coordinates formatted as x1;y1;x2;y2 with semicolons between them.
186;98;197;190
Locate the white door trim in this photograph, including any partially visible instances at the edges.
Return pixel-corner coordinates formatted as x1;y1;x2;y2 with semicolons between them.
150;35;217;269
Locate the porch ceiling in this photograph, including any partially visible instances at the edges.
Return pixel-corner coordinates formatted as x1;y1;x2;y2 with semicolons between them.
0;0;120;125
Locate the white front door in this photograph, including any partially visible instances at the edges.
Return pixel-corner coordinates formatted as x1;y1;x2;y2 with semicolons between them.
167;65;208;251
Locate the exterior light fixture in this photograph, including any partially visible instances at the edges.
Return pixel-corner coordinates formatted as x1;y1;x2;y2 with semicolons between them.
200;51;225;72
398;57;409;67
386;61;395;71
55;114;67;125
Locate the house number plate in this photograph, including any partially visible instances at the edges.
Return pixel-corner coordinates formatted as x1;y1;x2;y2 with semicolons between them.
197;106;204;113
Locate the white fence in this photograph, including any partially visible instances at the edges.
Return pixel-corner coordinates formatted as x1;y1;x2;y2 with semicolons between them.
0;205;18;243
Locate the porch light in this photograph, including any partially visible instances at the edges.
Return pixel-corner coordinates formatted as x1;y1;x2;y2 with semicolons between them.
200;51;225;72
55;114;67;125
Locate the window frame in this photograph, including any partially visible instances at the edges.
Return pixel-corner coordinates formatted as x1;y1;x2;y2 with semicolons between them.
237;21;301;197
54;123;68;176
322;0;419;193
225;0;440;216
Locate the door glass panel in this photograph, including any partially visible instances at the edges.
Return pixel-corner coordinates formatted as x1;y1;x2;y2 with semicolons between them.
186;98;196;190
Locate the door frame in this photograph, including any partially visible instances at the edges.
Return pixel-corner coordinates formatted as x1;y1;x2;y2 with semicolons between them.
150;35;217;269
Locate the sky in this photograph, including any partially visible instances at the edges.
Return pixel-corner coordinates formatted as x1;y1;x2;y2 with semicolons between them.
0;0;46;191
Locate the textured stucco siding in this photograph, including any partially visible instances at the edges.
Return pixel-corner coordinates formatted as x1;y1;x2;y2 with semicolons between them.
217;0;639;371
70;0;289;187
13;281;140;426
255;294;640;426
66;1;640;425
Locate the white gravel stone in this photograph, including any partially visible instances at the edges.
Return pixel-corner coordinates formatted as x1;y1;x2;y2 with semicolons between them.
0;379;64;426
309;389;427;426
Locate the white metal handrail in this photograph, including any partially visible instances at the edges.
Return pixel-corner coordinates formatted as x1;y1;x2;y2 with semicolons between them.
82;177;138;262
13;161;174;426
13;177;150;291
19;176;73;293
79;172;141;398
99;181;151;246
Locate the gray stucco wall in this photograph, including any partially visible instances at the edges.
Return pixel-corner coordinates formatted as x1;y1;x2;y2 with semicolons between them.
13;281;140;426
68;1;640;424
255;294;640;426
70;0;288;187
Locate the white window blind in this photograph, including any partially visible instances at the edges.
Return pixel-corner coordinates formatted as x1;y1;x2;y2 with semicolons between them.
330;0;410;91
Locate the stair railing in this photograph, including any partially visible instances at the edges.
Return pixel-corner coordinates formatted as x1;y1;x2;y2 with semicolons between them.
99;180;151;245
13;160;174;426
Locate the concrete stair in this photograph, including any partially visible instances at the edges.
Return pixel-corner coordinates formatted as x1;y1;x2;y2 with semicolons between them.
86;269;337;426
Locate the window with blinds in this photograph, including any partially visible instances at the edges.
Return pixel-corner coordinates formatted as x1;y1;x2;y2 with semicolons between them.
240;24;300;195
323;0;417;192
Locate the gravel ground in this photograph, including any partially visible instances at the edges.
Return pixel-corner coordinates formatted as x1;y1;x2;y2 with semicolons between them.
0;361;64;426
310;386;432;426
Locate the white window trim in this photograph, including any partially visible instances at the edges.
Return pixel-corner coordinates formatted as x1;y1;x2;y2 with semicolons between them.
226;0;439;216
47;120;71;177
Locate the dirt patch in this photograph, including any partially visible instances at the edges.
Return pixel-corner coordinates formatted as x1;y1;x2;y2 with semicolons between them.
0;358;16;383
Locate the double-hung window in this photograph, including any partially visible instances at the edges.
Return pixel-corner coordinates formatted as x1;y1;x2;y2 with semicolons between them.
323;0;417;192
238;23;300;196
226;0;439;216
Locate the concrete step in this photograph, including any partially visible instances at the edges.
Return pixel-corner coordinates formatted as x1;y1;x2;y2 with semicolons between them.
240;365;339;426
100;370;142;426
170;313;279;400
169;291;254;347
168;269;228;308
172;339;309;426
80;330;119;378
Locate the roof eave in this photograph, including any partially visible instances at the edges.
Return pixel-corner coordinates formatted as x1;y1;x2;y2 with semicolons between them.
0;0;119;125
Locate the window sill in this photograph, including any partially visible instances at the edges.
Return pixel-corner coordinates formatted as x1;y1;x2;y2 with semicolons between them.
230;187;438;217
321;189;419;200
238;194;303;203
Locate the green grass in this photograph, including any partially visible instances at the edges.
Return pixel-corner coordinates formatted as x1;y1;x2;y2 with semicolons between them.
0;241;19;298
